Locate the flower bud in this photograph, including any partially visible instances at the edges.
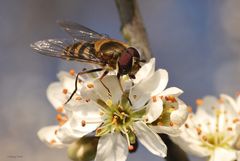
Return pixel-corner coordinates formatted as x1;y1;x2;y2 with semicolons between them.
67;136;99;161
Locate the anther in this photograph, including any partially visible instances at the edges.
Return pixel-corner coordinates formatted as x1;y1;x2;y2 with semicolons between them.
62;88;68;94
165;96;176;102
196;99;203;106
50;139;56;144
202;136;207;141
128;145;134;151
227;127;233;131
169;121;174;126
87;83;94;88
106;99;113;107
188;106;192;113
184;123;189;128
196;127;202;135
69;69;75;76
152;96;157;102
75;96;82;101
81;120;86;127
56;106;64;113
233;118;239;123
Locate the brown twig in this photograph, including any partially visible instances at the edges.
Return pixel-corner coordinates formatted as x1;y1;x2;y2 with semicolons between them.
115;0;152;61
115;1;190;161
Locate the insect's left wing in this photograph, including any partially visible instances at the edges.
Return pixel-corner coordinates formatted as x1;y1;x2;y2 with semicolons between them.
57;20;109;42
31;39;104;65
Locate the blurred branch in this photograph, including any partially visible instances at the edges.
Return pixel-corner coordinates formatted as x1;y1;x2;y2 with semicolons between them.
115;1;190;161
115;0;152;60
160;134;189;161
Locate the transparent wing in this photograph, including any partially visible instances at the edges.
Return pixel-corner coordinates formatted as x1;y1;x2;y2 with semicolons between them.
57;20;109;41
30;39;104;65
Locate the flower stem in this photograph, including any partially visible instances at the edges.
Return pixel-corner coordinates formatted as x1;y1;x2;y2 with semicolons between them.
115;1;190;161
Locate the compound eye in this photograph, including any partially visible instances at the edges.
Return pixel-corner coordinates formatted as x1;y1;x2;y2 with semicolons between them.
127;47;140;58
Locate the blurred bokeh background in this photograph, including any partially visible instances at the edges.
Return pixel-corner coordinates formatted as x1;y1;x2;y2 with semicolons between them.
1;0;240;161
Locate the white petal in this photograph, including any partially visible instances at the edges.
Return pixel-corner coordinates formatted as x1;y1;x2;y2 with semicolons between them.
134;121;167;157
134;58;155;84
150;126;181;136
221;94;239;113
37;125;65;148
47;82;66;110
145;98;163;123
130;69;168;108
65;102;102;135
57;71;81;93
81;75;122;104
160;87;183;97
95;133;128;161
170;99;188;126
93;75;122;104
209;148;237;161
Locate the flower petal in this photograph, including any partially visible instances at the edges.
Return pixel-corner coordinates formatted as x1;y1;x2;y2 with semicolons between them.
160;87;183;97
81;75;122;104
47;82;67;110
65;101;102;135
130;69;168;108
37;125;65;148
57;71;81;94
209;148;237;161
150;126;181;136
134;121;167;157
95;133;128;161
134;58;155;84
170;99;188;126
145;97;163;123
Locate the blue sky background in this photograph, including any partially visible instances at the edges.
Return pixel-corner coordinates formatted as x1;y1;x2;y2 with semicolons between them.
0;0;240;161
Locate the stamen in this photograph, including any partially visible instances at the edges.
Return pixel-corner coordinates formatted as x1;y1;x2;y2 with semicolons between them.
62;88;68;94
233;118;239;123
106;99;113;107
56;106;64;113
50;139;56;144
87;83;94;88
128;145;134;151
75;96;82;101
165;96;177;102
81;120;86;127
188;106;192;113
196;127;202;135
196;99;203;106
152;96;157;102
69;69;75;76
184;123;189;128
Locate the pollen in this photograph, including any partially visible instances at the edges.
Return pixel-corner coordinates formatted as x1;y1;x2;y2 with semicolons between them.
187;106;192;113
81;120;86;127
184;123;189;128
169;121;174;126
56;106;64;113
196;99;203;106
69;69;75;76
196;127;202;135
62;88;68;94
128;145;134;151
233;118;239;123
165;96;176;102
50;139;56;144
227;127;233;131
152;96;157;102
87;83;94;88
106;99;113;107
75;96;82;101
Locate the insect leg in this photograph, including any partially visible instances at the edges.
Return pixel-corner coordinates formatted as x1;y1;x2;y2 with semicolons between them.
99;70;112;97
65;68;104;104
117;73;133;106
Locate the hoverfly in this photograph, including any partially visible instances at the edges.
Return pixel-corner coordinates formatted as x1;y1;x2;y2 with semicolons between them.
31;21;146;103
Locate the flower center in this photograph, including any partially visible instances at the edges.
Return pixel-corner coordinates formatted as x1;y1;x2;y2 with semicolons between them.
95;94;145;150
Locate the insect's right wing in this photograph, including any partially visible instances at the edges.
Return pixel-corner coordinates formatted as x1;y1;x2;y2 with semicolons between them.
30;39;105;65
57;20;109;42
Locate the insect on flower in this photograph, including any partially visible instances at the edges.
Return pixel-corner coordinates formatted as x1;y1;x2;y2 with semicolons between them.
31;21;146;103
